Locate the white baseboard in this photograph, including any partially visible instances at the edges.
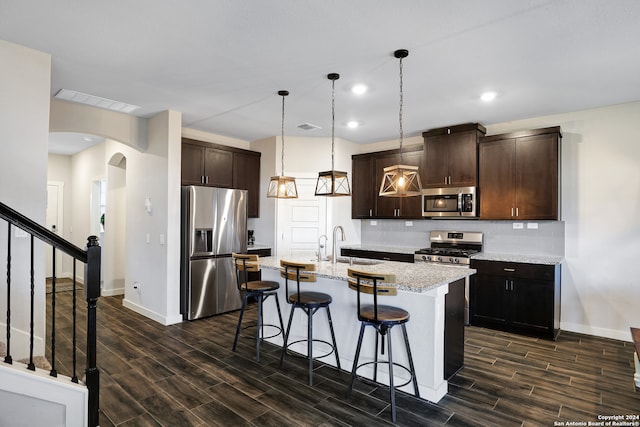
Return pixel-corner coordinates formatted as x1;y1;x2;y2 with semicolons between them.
101;287;124;297
121;298;183;326
0;324;45;360
560;321;632;342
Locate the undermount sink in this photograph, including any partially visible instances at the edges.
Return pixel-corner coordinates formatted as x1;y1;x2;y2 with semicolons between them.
324;256;381;266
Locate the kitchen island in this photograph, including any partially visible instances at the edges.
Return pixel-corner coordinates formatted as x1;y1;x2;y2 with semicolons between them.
258;256;475;403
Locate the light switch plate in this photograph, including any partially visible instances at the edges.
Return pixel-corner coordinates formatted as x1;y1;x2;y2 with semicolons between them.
513;222;524;229
405;221;413;227
370;220;377;226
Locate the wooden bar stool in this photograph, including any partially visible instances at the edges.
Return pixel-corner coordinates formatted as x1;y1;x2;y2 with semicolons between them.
279;260;341;386
346;268;419;423
232;253;284;362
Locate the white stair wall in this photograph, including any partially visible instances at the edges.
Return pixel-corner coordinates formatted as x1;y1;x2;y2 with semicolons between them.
0;361;87;427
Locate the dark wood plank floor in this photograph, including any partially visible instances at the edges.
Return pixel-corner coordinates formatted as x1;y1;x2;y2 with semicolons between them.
46;291;639;426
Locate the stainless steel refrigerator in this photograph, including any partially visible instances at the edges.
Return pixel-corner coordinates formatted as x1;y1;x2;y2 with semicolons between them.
180;186;247;320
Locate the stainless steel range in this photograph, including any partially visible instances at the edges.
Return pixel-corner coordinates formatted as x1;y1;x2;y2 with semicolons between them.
415;230;483;324
414;231;483;265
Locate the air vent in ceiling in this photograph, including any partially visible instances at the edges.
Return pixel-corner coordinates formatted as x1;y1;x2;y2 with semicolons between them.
297;122;321;131
55;89;141;114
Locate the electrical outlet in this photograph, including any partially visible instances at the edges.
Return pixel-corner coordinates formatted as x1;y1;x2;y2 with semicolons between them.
513;222;524;229
527;222;539;229
405;221;413;227
370;220;377;226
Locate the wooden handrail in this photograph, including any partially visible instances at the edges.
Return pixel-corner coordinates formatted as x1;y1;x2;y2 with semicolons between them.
0;201;87;262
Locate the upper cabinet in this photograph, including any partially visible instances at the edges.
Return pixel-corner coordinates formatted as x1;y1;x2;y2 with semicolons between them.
351;145;424;219
478;127;561;220
422;123;486;188
181;140;232;187
181;138;261;218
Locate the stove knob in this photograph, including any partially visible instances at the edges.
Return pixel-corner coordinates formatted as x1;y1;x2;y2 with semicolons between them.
422;255;428;261
436;256;442;262
425;255;432;261
449;257;455;263
453;258;460;264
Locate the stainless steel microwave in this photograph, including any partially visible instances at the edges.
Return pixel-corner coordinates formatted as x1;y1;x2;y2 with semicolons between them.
422;186;477;218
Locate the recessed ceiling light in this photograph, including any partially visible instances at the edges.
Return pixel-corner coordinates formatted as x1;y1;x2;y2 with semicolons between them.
351;84;368;95
347;121;360;129
480;91;497;102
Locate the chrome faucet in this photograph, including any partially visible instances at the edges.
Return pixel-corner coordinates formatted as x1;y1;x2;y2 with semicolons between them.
317;234;328;261
332;225;345;265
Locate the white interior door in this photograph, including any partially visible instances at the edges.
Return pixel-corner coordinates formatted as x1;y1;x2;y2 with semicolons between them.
45;182;64;278
276;177;328;259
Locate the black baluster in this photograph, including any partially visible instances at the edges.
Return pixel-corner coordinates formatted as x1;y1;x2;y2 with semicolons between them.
27;235;35;371
50;246;57;377
4;222;12;364
71;260;78;383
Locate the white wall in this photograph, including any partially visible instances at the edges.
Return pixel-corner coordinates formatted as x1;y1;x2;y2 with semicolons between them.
50;103;183;325
250;137;278;248
47;154;74;278
119;111;183;325
483;101;640;340
0;40;50;359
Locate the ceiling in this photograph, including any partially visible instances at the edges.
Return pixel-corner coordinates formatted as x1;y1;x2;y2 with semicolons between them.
2;1;640;153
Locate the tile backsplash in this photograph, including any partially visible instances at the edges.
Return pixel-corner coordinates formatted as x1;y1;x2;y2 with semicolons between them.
361;219;564;257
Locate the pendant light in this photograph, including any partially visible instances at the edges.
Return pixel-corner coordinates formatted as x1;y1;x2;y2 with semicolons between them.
379;49;423;197
267;90;298;198
315;73;351;197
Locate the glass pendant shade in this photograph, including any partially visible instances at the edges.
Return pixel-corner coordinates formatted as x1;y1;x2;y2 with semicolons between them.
379;49;423;198
267;175;298;198
315;73;351;197
268;90;298;199
379;164;422;197
314;170;351;197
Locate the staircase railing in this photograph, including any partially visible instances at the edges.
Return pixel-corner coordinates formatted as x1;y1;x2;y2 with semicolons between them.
0;201;100;427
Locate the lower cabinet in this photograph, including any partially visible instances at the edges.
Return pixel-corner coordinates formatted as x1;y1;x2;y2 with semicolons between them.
469;259;561;340
340;248;415;263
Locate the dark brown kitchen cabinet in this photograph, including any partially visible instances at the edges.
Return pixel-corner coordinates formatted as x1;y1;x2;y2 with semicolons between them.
469;259;561;340
478;127;561;220
233;152;260;218
351;155;376;218
181;139;232;187
422;123;486;188
182;138;261;217
351;145;424;219
340;248;415;263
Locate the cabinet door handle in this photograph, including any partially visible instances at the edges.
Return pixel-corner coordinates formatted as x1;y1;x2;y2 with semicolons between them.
503;268;515;272
444;176;447;185
448;176;452;185
516;207;519;217
505;280;509;291
369;208;373;217
511;207;514;217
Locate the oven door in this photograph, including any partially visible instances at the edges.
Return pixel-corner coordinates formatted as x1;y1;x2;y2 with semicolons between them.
422;187;476;217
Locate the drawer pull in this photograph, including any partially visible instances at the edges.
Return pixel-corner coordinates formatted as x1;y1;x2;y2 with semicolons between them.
503;268;515;272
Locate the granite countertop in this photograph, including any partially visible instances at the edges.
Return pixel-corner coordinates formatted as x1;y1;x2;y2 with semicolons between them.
340;244;419;254
258;256;474;293
247;243;271;251
472;252;563;265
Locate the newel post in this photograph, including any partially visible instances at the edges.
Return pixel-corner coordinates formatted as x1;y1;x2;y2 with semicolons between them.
84;235;101;427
